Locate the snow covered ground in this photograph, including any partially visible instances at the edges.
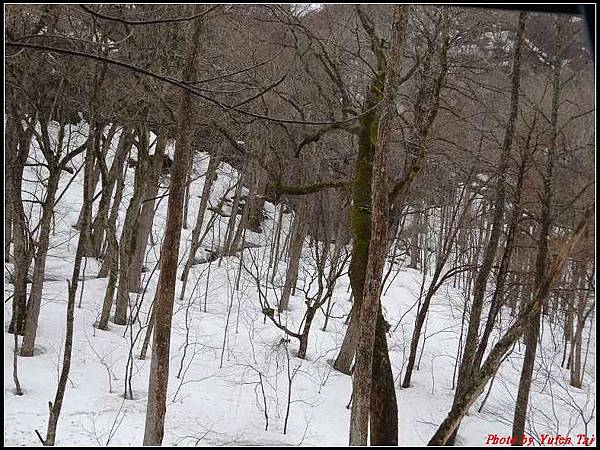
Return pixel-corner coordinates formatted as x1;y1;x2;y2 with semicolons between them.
4;139;596;446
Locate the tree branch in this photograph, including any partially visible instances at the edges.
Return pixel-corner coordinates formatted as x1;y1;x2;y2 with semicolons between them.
79;4;220;26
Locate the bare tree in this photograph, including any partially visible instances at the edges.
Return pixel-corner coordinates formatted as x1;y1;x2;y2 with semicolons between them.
349;5;409;445
143;7;205;445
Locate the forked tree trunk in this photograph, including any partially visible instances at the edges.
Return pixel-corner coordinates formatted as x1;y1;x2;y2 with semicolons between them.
219;170;246;266
114;127;150;325
349;6;407;445
76;125;100;256
91;126;132;257
98;133;133;278
39;113;98;447
130;136;168;293
230;180;252;254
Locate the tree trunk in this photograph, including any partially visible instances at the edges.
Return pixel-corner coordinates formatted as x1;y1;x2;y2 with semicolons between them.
402;284;436;388
279;212;306;312
332;66;378;374
511;16;561;445
220;169;246;265
97;218;119;330
114;127;150;325
98;133;132;278
7;114;34;336
130;136;167;293
349;7;407;444
369;309;398;445
322;229;344;331
40;116;97;447
245;166;266;232
143;10;203;445
77;127;99;256
139;306;155;360
91;126;133;257
20;169;61;356
408;209;420;269
449;12;526;445
473;151;528;371
5;144;13;261
297;306;317;359
179;154;220;298
404;195;472;387
570;314;585;388
230;177;252;254
269;205;285;283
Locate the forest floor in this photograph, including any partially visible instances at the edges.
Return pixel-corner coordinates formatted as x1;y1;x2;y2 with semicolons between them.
4;148;596;446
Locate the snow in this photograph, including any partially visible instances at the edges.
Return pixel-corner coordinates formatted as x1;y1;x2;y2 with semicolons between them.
4;133;596;446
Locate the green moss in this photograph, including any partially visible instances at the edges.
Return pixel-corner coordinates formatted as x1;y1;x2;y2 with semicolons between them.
349;72;384;307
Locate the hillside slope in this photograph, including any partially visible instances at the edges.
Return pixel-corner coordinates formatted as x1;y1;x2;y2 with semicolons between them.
4;142;595;446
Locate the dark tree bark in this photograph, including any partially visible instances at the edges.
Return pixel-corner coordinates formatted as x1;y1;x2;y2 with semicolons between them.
332;63;381;376
130;135;168;293
369;309;398;445
143;9;204;445
5;128;14;261
408;210;421;269
98;129;134;278
91;126;132;257
97;218;119;331
296;305;317;359
76;124;100;257
447;11;527;446
7;113;35;336
114;126;150;325
269;204;285;283
511;17;562;444
349;5;408;445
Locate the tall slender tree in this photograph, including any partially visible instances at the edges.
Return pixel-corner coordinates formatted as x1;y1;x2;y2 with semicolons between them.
143;7;207;445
